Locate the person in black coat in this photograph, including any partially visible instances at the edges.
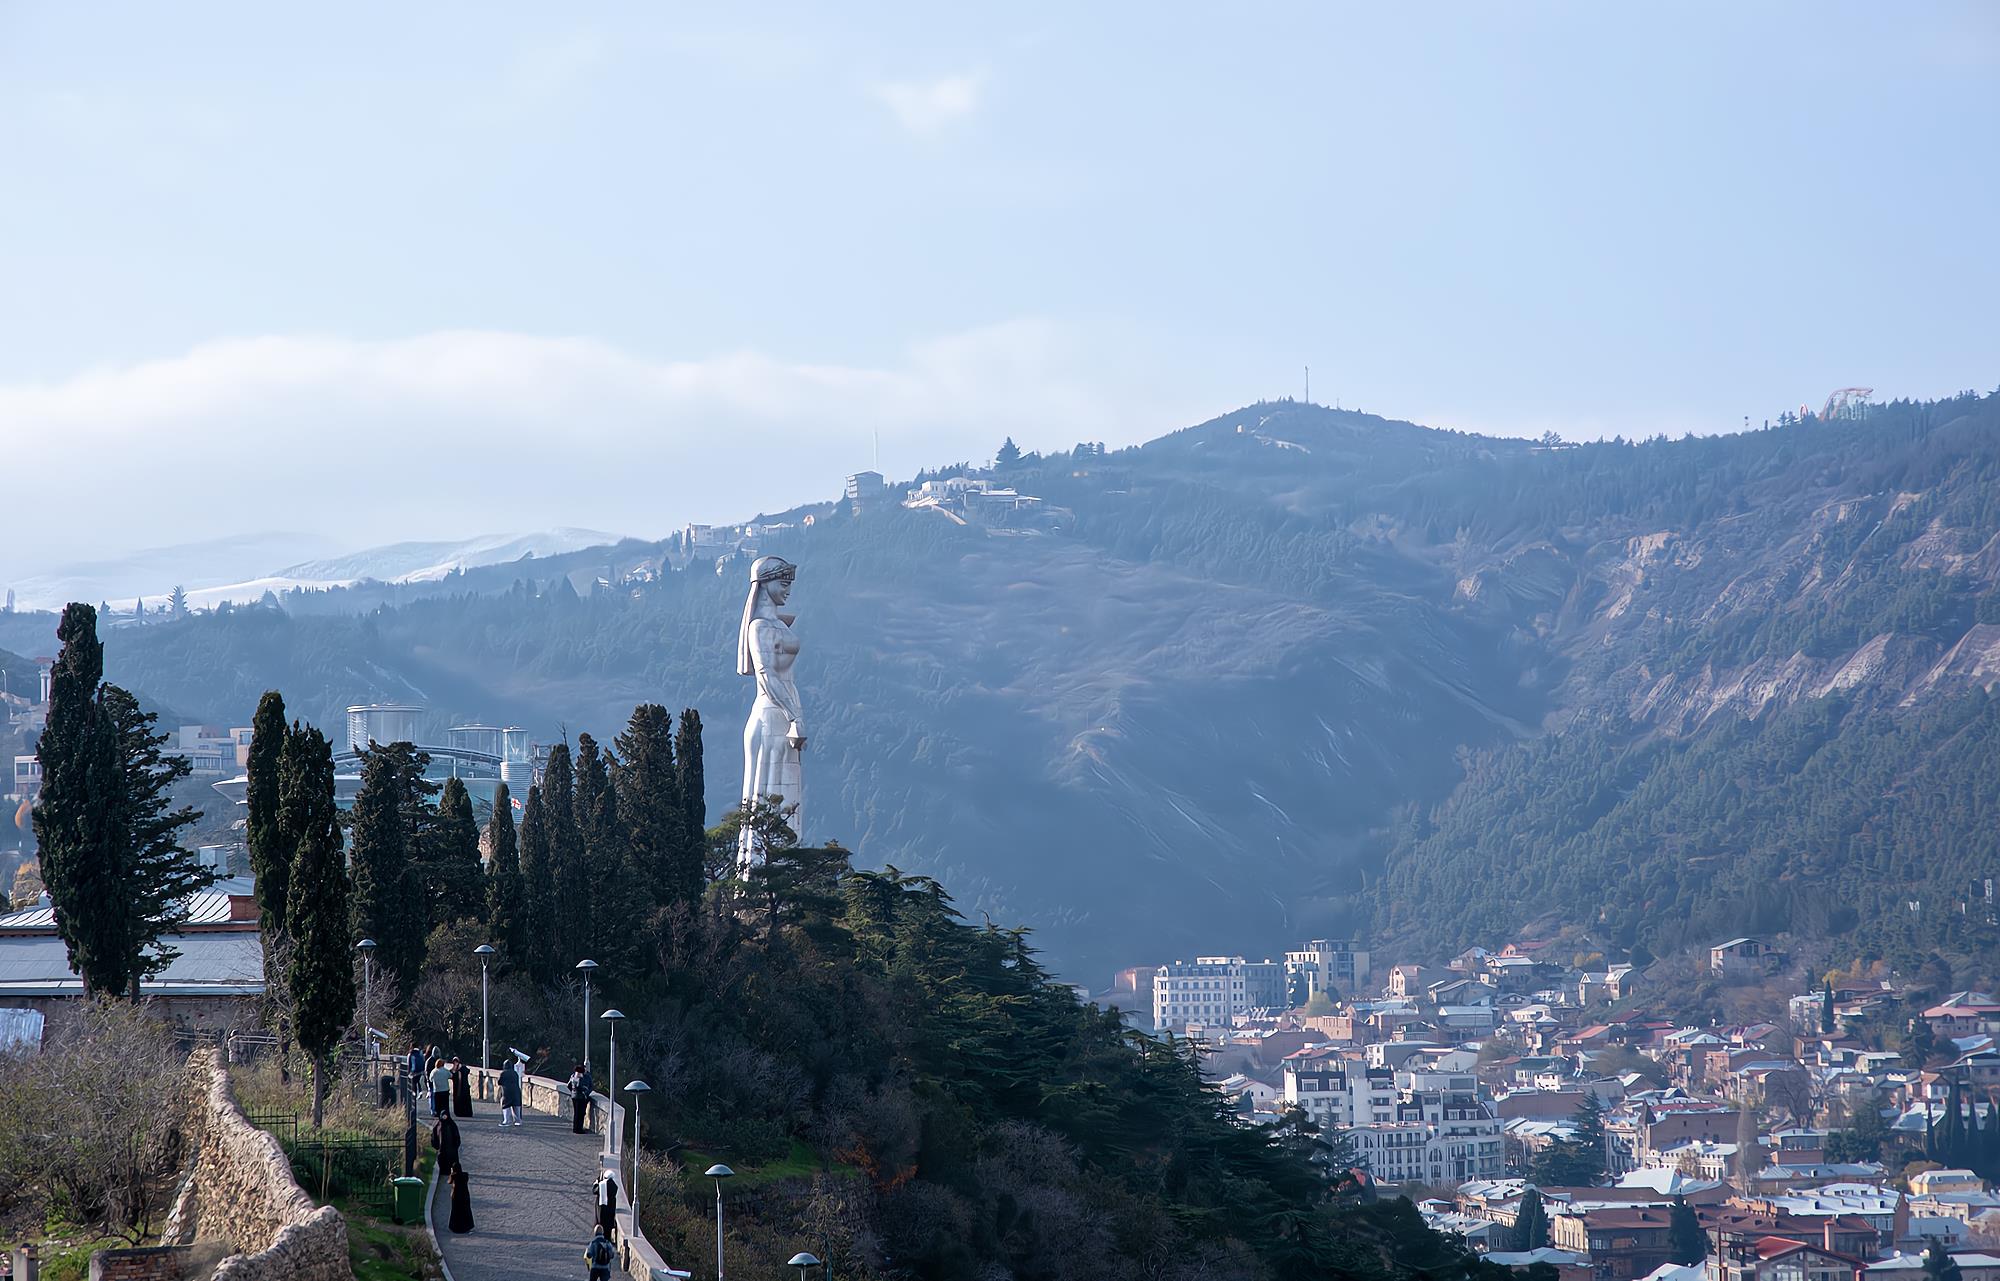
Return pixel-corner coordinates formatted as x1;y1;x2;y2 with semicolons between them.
595;1171;620;1241
430;1112;462;1174
451;1057;472;1117
448;1162;475;1234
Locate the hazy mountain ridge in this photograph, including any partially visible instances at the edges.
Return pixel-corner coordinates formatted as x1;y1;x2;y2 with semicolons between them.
18;393;2000;978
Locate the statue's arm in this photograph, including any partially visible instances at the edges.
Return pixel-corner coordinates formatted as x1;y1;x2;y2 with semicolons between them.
751;620;807;736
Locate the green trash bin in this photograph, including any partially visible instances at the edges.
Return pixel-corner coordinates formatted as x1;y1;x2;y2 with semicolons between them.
392;1176;426;1225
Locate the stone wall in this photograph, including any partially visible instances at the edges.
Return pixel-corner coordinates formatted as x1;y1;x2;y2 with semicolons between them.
166;1050;350;1281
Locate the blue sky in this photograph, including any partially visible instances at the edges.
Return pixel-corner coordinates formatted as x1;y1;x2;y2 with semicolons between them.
1;3;1996;575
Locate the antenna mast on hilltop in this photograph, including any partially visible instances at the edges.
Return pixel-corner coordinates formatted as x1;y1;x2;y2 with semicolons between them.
873;428;879;472
1304;364;1310;406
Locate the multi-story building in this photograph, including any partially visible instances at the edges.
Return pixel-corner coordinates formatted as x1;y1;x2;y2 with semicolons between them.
844;470;886;503
1283;1051;1503;1183
9;755;40;801
1285;938;1370;1001
1152;957;1253;1031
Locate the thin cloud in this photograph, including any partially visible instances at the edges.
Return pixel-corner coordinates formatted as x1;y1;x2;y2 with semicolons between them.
0;323;1199;578
868;71;983;138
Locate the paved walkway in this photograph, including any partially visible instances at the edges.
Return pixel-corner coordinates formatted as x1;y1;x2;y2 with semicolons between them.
431;1095;606;1281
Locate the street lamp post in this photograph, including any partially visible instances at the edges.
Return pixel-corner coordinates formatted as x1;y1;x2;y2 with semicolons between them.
474;945;496;1071
625;1080;650;1226
787;1253;822;1281
600;1010;625;1155
355;939;376;1061
575;959;599;1075
706;1164;735;1281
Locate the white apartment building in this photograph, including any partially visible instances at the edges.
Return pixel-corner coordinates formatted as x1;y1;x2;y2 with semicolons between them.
1283;1051;1504;1184
9;755;39;801
1152;956;1285;1031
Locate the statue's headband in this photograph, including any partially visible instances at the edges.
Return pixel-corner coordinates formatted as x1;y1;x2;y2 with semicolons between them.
752;557;796;584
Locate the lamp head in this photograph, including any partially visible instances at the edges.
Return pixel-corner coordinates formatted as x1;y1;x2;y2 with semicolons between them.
575;958;599;973
624;1080;650;1094
474;944;496;957
356;938;377;953
705;1164;735;1179
601;1008;625;1021
788;1255;822;1270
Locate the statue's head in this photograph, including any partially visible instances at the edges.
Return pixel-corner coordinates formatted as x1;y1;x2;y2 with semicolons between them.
750;556;796;605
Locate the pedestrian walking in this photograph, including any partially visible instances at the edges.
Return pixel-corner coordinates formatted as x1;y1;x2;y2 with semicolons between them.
430;1110;462;1173
594;1170;620;1242
448;1162;475;1234
498;1059;523;1127
430;1059;453;1119
579;1063;596;1127
567;1063;589;1134
583;1224;616;1281
452;1056;472;1117
407;1043;426;1099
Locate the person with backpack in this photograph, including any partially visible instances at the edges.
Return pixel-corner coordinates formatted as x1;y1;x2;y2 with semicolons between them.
583;1224;616;1281
567;1063;590;1133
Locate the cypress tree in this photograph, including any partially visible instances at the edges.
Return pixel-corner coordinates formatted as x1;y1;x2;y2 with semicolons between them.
574;734;635;959
1666;1196;1706;1264
1821;981;1836;1034
543;742;588;955
101;684;210;996
675;707;706;871
429;777;483;927
518;784;555;980
282;726;353;1128
1514;1187;1550;1251
244;691;291;939
348;750;417;997
615;705;688;905
484;782;524;960
33;604;117;993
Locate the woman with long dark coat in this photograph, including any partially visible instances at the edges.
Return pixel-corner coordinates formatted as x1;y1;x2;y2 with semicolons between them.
430;1112;462;1174
452;1057;472;1117
448;1162;475;1233
595;1171;620;1241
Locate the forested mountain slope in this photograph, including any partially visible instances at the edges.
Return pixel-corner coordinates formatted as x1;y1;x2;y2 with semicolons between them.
40;389;2000;980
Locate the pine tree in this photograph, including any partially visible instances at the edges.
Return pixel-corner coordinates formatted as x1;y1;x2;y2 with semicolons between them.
484;782;523;960
1666;1197;1706;1264
282;726;353;1128
429;777;483;926
1822;981;1837;1034
517;784;555;980
1924;1238;1965;1281
348;750;417;997
1906;1017;1940;1068
1514;1187;1550;1251
615;705;692;905
101;685;210;995
996;436;1021;467
167;585;188;618
244;692;291;940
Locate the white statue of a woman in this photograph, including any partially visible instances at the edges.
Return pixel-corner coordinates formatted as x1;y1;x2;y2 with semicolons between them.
737;555;805;867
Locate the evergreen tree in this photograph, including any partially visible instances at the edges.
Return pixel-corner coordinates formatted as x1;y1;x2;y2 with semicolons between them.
615;705;694;905
244;691;291;940
429;777;483;926
573;734;636;962
517;784;555;980
542;741;588;952
167;585;188;618
1514;1187;1550;1251
33;604;118;993
1667;1196;1706;1265
1906;1017;1940;1068
1822;981;1837;1034
347;750;419;997
675;707;706;882
483;782;523;960
1924;1239;1965;1281
996;436;1022;467
101;685;210;995
282;726;353;1128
